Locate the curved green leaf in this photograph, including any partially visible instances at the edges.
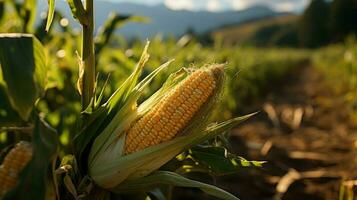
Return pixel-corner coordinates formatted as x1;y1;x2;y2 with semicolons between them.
0;33;47;120
105;41;150;112
45;0;56;31
189;146;265;175
113;171;240;200
95;12;149;56
73;106;108;173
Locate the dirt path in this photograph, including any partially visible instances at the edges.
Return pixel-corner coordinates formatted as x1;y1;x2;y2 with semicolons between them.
219;65;357;200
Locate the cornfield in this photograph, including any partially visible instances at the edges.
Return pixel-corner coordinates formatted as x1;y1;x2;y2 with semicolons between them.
0;0;355;200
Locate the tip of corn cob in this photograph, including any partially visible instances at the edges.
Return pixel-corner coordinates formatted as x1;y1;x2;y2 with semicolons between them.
124;65;224;154
0;141;33;196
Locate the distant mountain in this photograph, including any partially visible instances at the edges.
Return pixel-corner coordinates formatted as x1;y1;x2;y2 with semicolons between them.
38;2;278;39
212;14;299;46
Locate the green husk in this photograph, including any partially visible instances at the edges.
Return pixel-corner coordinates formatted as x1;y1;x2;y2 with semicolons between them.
89;63;253;189
86;44;254;200
112;171;240;200
88;59;174;165
90;113;253;189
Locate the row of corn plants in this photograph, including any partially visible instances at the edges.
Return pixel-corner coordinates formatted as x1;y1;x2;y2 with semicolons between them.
312;36;357;124
0;1;267;199
98;37;310;119
0;1;309;150
312;37;357;200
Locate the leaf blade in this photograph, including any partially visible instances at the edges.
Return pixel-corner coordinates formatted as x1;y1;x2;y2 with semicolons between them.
0;33;47;120
113;171;240;200
45;0;56;32
189;146;265;175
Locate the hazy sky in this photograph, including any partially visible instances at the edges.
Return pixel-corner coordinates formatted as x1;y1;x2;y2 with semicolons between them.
102;0;310;12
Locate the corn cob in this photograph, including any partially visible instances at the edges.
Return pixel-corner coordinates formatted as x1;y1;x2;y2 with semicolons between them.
0;141;33;195
125;68;217;154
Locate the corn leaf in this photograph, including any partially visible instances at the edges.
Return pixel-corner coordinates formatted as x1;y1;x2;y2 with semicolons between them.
194;113;258;145
189;146;265;175
134;59;175;92
3;115;58;200
106;41;150;112
95;74;111;108
112;171;240;200
45;0;56;31
95;13;149;56
0;34;47;120
0;84;22;126
73;106;107;173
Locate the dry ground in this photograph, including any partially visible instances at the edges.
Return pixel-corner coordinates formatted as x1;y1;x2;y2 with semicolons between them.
174;65;357;200
222;65;357;200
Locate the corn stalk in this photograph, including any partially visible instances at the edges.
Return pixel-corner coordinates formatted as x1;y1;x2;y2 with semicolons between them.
80;0;96;111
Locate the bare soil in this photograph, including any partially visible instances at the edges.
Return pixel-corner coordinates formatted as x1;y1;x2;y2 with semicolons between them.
175;65;357;200
222;65;357;200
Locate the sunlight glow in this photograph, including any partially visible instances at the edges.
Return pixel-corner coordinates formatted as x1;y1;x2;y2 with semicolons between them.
164;0;194;10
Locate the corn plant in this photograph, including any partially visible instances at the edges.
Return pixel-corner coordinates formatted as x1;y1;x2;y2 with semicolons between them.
0;0;264;200
313;36;357;124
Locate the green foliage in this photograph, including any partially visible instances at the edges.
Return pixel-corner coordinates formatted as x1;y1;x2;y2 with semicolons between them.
253;24;289;46
189;146;265;175
313;37;357;123
46;0;56;31
0;1;313;199
270;25;299;47
0;83;22;126
0;34;47;121
113;171;240;200
95;13;148;57
7;0;37;33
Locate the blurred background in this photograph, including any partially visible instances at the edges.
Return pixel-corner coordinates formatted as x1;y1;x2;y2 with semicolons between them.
0;0;356;199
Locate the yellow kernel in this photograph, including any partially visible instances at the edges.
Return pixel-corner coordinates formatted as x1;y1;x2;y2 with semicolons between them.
124;67;221;154
0;141;33;195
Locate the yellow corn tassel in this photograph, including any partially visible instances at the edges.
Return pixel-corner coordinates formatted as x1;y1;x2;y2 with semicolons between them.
125;68;217;154
0;141;33;195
